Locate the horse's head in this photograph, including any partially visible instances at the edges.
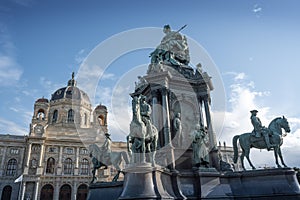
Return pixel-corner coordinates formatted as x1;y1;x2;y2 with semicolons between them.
280;116;291;133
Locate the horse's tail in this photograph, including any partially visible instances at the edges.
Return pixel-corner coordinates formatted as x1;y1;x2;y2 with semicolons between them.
121;151;130;164
233;135;240;163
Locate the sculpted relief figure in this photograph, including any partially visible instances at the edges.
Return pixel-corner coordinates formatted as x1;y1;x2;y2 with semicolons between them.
191;124;209;168
173;113;183;146
150;25;190;66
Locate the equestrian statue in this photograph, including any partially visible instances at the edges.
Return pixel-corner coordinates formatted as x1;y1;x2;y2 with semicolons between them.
233;110;291;170
89;133;129;183
127;95;158;166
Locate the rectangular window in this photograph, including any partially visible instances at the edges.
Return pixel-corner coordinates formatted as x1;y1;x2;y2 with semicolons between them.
80;148;88;155
65;147;74;154
49;147;56;153
10;149;19;155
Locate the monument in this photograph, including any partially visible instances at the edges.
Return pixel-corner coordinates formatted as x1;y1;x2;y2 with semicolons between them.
87;25;300;200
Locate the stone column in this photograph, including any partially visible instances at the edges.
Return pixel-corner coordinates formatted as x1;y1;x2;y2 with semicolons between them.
0;147;7;174
57;146;63;175
72;181;77;200
151;90;161;148
26;143;32;166
39;144;45;166
203;96;219;169
151;90;159;128
161;87;175;169
54;182;60;200
21;182;26;200
161;88;172;146
75;147;79;175
75;147;79;168
198;96;205;127
59;146;63;164
34;181;40;200
203;97;217;149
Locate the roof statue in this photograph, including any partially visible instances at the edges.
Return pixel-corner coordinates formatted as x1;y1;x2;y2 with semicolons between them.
150;24;190;66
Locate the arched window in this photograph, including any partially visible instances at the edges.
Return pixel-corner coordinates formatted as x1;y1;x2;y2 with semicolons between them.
6;159;17;176
1;185;12;200
46;157;55;174
63;158;73;174
37;109;45;120
80;159;89;175
98;115;104;126
52;110;58;123
59;184;71;200
67;109;74;122
77;184;88;200
40;184;54;200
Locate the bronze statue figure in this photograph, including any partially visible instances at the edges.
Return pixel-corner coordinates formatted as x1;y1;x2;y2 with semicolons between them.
233;116;290;170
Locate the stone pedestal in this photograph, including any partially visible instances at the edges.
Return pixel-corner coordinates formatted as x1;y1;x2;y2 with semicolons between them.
119;163;174;200
179;168;222;199
221;168;300;199
87;181;124;200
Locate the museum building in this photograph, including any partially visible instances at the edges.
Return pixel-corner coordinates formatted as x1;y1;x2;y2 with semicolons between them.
0;74;239;200
0;74;118;200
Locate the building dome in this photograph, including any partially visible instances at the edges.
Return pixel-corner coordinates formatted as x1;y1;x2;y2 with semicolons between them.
50;72;91;106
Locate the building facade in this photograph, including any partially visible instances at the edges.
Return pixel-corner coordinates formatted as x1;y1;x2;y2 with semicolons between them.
0;74;111;200
0;134;26;200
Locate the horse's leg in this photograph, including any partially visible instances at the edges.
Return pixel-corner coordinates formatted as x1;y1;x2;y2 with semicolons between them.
273;147;281;168
244;148;256;170
240;150;246;170
151;137;157;166
141;138;146;163
91;168;96;183
278;147;287;167
112;171;120;182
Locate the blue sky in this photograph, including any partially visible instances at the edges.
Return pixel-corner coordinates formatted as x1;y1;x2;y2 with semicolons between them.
1;0;300;168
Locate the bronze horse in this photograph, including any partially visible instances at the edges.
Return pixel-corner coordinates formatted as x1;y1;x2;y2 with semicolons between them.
89;144;129;183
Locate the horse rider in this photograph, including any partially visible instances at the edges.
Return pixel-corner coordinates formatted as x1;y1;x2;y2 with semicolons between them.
139;95;153;137
100;133;112;165
250;110;274;150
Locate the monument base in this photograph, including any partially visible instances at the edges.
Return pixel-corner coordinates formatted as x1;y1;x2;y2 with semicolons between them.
87;168;300;200
119;163;174;200
87;181;124;200
219;168;300;200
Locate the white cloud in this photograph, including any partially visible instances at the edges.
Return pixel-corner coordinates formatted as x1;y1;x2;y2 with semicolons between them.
76;63;116;104
0;55;23;86
11;0;34;7
0;117;27;135
75;48;88;65
0;25;23;87
214;72;300;168
39;77;65;97
94;84;132;141
234;72;246;81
